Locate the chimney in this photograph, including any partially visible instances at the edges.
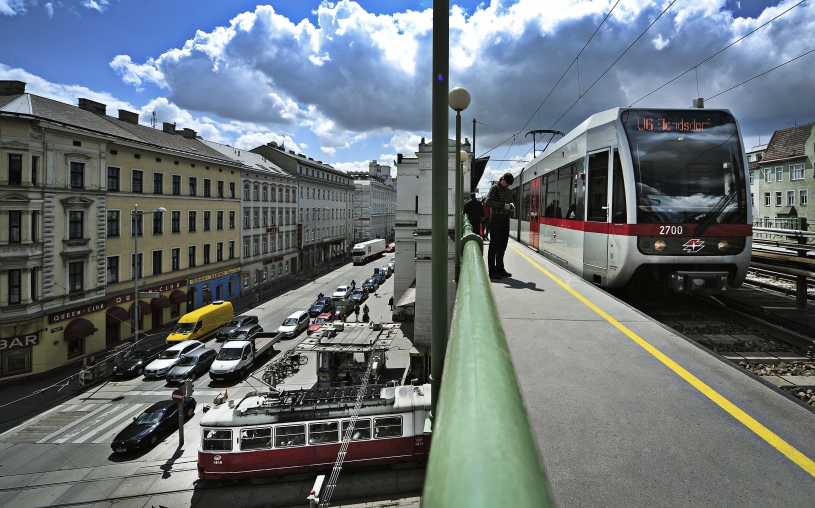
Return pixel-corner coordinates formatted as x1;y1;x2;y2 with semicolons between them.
118;109;139;124
181;128;197;139
78;98;107;115
0;81;26;96
162;122;176;134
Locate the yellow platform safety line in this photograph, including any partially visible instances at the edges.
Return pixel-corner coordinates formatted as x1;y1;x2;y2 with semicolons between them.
510;244;815;478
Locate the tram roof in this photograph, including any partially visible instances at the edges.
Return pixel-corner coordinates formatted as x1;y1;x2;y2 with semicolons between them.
200;383;431;427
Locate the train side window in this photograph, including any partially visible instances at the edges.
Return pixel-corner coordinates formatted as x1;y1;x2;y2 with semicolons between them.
202;429;233;451
240;427;272;450
374;416;403;438
611;149;627;223
275;424;306;447
522;182;531;220
342;419;371;440
586;151;609;222
542;173;555;218
309;422;339;444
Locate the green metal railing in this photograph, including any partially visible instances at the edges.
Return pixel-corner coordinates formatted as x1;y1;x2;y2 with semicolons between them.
422;218;555;507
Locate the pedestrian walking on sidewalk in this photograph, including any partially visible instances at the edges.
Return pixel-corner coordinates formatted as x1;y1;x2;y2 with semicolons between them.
354;303;360;321
463;192;484;233
388;296;394;310
485;172;515;280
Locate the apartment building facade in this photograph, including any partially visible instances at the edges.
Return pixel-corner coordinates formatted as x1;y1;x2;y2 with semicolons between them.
349;160;396;243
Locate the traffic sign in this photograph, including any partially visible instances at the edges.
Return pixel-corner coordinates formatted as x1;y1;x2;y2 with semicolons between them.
172;389;184;402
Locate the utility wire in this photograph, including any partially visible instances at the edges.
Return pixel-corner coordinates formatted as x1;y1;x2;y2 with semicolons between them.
629;0;807;106
706;47;815;101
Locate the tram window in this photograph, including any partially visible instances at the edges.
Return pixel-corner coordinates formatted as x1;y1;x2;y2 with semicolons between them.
202;429;233;451
555;165;573;219
240;427;272;450
522;182;531;220
543;173;556;218
374;416;403;438
611;149;627;223
275;424;306;447
309;422;339;444
342;419;371;440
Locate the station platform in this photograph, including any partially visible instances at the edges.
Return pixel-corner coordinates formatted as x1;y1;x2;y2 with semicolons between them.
489;238;815;508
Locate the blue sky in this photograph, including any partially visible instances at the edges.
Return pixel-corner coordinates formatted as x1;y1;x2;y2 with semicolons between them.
1;0;810;191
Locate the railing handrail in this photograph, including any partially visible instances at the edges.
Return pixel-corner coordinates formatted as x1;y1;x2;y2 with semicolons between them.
753;227;815;238
422;218;555;507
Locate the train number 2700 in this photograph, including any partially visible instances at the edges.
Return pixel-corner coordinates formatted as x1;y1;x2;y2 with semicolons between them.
659;226;684;235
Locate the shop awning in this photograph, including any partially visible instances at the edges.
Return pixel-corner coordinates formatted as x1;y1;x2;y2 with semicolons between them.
150;295;171;310
106;306;129;325
64;318;97;341
130;300;152;317
170;289;187;304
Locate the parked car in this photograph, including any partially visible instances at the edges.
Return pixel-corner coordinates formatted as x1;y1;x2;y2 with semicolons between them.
278;310;310;338
111;398;196;453
381;265;392;277
349;288;368;304
387;260;395;273
332;286;352;301
372;271;386;285
112;342;166;378
362;278;378;292
308;313;333;336
384;243;395;253
214;315;259;341
308;297;335;318
143;341;204;378
227;324;263;341
166;348;217;383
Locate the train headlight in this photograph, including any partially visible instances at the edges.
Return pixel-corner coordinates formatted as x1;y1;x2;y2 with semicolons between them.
718;240;729;252
654;240;667;252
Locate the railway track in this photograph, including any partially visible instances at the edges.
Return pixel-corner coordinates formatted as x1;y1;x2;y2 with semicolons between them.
743;267;815;302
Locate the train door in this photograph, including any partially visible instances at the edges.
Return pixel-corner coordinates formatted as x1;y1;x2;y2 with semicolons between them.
608;149;628;276
530;178;541;250
583;150;610;270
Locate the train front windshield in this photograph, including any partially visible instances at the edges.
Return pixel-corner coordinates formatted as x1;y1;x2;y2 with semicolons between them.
621;109;747;226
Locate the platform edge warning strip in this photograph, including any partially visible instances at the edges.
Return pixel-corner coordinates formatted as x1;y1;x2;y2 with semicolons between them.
510;244;815;478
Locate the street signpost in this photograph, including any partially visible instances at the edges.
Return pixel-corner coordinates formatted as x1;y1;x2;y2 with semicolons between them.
172;389;184;446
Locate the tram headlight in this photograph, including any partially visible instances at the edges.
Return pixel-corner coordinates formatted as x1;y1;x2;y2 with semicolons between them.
718;240;729;252
654;240;667;252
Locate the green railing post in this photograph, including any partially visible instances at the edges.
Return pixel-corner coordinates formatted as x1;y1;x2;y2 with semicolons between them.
423;218;555;507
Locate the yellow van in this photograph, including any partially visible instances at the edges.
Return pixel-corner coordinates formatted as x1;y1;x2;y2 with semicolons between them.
166;301;234;344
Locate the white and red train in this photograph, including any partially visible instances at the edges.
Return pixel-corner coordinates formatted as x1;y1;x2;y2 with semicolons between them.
197;384;431;480
508;107;752;293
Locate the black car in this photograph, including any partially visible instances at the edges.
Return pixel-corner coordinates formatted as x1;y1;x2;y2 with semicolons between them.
112;343;167;378
349;288;368;304
227;324;263;341
165;348;217;383
111;398;196;453
362;278;378;292
214;315;260;341
308;297;335;318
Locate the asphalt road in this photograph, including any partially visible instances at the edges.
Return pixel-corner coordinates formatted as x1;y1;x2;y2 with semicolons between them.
0;255;423;508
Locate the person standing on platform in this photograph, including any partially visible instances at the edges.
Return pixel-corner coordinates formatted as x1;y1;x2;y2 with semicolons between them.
485;172;515;280
388;295;394;310
463;192;484;235
481;197;491;240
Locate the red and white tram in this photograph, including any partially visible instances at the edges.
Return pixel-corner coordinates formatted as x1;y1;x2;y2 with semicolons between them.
197;384;431;480
509;107;752;293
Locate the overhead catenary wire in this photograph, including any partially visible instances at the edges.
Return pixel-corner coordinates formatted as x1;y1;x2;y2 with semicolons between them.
706;47;815;101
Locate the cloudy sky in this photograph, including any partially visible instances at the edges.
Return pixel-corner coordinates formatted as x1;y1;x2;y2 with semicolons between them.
1;0;811;191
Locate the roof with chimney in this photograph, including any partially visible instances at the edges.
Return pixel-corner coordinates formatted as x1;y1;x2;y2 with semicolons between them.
759;122;815;165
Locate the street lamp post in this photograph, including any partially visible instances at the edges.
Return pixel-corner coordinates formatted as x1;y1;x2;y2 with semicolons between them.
449;87;470;280
131;204;166;344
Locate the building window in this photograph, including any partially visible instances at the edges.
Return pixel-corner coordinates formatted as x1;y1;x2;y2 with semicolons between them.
764;192;771;207
263;186;268;201
131;253;143;279
8;154;22;185
188;246;196;267
263;209;269;227
30;267;38;301
217;180;224;198
243;209;250;229
31;210;38;242
9;211;21;243
188;211;197;232
244;185;251;201
153;173;163;194
229;182;236;198
189;177;197;196
775;191;782;206
253;238;259;255
8;269;21;304
253;210;259;228
108;167;120;191
788;190;795;206
170;211;181;233
171;248;180;271
204;179;211;197
106;256;118;284
801;190;808;207
152;212;163;234
229;211;235;229
216;242;223;262
748;171;753;185
132;212;143;236
106;210;119;237
132;170;143;193
764;169;772;183
70;162;84;188
776;167;783;182
253;185;260;200
204;244;211;264
229;241;235;259
69;261;83;292
750;193;754;206
69;211;84;239
204;211;211;231
262;236;268;253
217;211;224;230
243;239;250;258
153;250;162;275
791;164;805;181
172;175;181;195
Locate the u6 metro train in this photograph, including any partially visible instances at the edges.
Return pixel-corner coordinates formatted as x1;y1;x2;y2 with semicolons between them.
507;107;751;293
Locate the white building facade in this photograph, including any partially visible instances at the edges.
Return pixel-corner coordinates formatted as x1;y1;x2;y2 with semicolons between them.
350;160;396;243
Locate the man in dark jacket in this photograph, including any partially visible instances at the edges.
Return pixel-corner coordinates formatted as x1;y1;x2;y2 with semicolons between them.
485;173;515;280
463;192;483;233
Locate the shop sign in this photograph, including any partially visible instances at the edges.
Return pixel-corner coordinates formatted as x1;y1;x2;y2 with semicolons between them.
0;333;40;351
265;227;280;233
188;267;240;285
49;302;106;324
51;326;63;333
106;279;187;306
297;224;302;249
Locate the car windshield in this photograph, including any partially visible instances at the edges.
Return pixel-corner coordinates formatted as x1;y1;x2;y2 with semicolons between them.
315;318;327;324
231;332;247;339
135;411;163;425
282;318;298;326
177;356;197;366
335;287;347;293
127;350;148;360
352;289;364;294
216;348;243;360
174;322;194;333
158;350;180;359
224;320;241;327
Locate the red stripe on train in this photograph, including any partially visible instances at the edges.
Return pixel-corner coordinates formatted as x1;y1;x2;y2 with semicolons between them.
534;219;752;236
